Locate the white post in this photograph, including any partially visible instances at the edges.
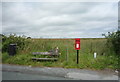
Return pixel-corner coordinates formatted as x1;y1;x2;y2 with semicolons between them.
94;52;97;58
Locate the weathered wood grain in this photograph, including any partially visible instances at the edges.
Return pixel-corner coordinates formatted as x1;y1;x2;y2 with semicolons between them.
32;52;59;56
32;58;58;61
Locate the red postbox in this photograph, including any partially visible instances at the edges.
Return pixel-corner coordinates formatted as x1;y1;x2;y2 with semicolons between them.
75;38;80;50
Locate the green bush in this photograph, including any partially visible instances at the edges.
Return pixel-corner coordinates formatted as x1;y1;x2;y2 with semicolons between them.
103;30;120;56
1;34;29;53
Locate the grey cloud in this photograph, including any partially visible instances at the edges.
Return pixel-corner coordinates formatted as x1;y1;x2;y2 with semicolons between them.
2;2;118;38
0;2;2;33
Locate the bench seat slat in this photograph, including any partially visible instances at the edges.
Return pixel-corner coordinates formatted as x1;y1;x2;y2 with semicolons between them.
32;52;59;56
32;58;58;61
32;52;51;55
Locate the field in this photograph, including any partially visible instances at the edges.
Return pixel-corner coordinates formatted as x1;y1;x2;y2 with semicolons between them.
2;38;118;70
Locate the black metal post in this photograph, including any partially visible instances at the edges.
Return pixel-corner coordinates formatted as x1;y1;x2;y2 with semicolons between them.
77;50;79;64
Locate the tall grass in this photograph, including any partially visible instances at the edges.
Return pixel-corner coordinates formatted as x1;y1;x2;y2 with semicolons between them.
2;38;118;70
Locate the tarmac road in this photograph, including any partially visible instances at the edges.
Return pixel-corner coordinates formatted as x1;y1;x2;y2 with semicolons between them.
2;71;71;80
1;64;119;80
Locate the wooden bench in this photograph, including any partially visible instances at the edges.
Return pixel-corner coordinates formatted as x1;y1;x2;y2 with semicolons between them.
32;47;59;61
32;58;58;61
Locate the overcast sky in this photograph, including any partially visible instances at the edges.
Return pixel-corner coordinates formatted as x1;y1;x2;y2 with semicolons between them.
2;2;118;38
